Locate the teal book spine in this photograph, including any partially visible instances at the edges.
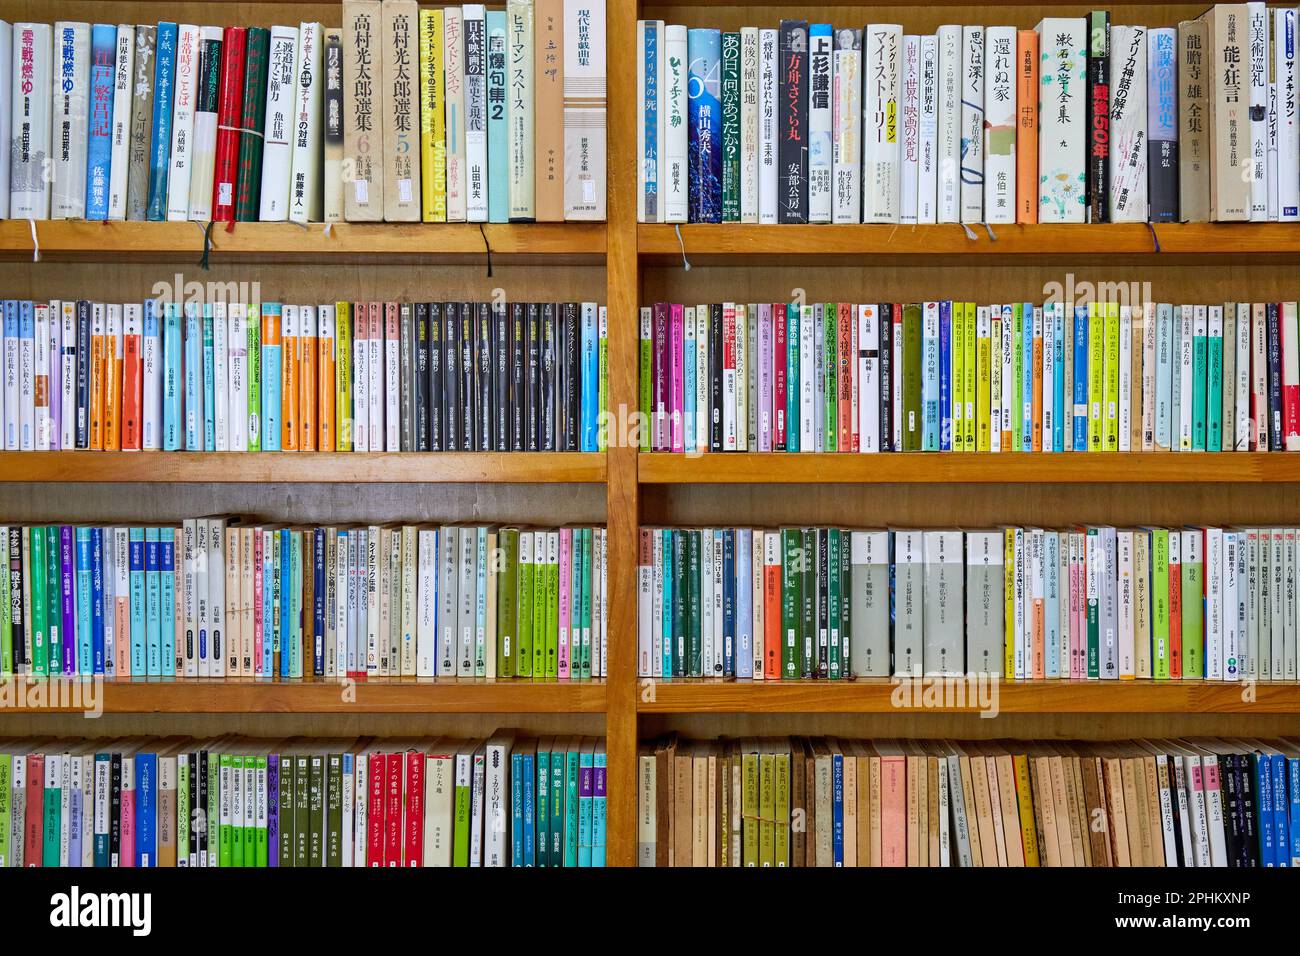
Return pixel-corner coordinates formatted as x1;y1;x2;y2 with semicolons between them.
921;303;939;450
592;747;606;867
160;533;175;677
720;32;741;222
161;303;182;451
659;528;672;678
46;527;61;676
1192;306;1207;450
581;528;594;679
535;747;550;868
43;760;60;866
572;530;585;678
1206;307;1223;451
246;312;261;451
76;528;93;675
261;303;282;451
564;745;580;866
786;303;799;452
290;532;303;679
129;527;146;675
145;527;162;677
183;302;203;450
577;747;593;867
31;526;47;675
202;304;216;451
486;12;509;223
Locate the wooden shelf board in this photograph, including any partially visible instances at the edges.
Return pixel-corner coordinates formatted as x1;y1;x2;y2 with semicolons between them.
0;678;607;714
639;680;1300;714
0;220;606;265
0;451;606;484
638;223;1300;264
639;452;1300;484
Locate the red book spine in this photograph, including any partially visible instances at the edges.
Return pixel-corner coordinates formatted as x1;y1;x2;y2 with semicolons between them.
120;320;142;450
367;753;385;866
837;302;852;451
652;303;668;451
385;750;402;866
212;27;248;222
25;754;43;867
405;751;424;866
773;303;787;450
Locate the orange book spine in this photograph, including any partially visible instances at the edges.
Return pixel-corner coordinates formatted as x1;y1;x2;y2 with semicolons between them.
1016;30;1039;224
121;306;143;450
281;305;299;450
318;309;336;451
1031;312;1043;451
103;307;123;451
763;532;782;680
299;306;318;451
89;305;105;450
837;303;852;451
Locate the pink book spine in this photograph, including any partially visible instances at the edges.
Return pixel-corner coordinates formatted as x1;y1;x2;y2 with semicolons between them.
557;528;572;679
253;529;264;677
669;304;684;453
850;311;860;452
174;529;184;676
881;757;906;867
757;304;772;451
120;783;136;867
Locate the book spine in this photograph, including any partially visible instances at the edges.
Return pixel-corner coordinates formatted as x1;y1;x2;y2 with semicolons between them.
261;25;298;221
343;4;381;221
52;24;90;220
806;25;832;223
507;0;535;220
690;28;723;223
983;27;1016;224
126;26;157;221
777;21;807;223
213;27;247;220
380;7;419;222
235;28;270;221
1016;31;1038;223
1147;28;1179;221
863;25;902;223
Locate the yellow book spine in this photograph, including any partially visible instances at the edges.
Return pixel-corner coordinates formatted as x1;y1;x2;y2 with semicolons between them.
335;302;353;451
773;751;790;867
318;310;336;451
420;9;447;222
104;316;122;451
1012;753;1040;866
964;302;976;451
1087;301;1104;451
1104;300;1120;451
758;751;775;867
951;301;965;451
1004;528;1016;680
741;750;759;867
976;306;991;452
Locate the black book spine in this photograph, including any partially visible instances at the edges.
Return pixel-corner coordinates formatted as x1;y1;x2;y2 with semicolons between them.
541;303;557;451
554;306;567;450
109;753;122;863
1238;755;1259;866
427;303;443;452
197;750;208;863
778;20;809;223
526;304;542;451
565;303;581;450
76;301;91;448
476;302;492;451
444;304;459;451
509;303;526;451
493;303;508;452
1268;302;1283;450
710;302;723;450
461;305;476;451
399;303;414;452
671;530;686;677
1087;11;1111;223
1148;138;1179;222
1219;752;1242;868
9;527;23;670
1230;754;1250;868
816;528;829;678
879;303;893;451
414;303;430;451
186;753;197;865
1165;752;1184;867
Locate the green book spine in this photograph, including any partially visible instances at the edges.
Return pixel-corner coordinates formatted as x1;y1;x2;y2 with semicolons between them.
720;32;741;222
1206;312;1223;452
219;754;233;868
335;304;352;451
801;528;815;679
30;527;46;676
786;304;800;451
1088;303;1104;451
293;755;309;867
255;756;268;867
1182;536;1204;678
686;531;701;678
1152;529;1170;679
824;303;837;451
549;744;565;864
781;529;801;679
453;762;470;867
43;764;59;866
742;750;759;866
1103;304;1119;451
0;755;8;868
670;530;686;677
1087;528;1100;678
758;752;775;866
327;754;342;867
242;759;255;866
1193;311;1208;450
517;533;534;678
535;747;550;868
564;746;580;867
532;537;547;678
545;540;559;678
278;755;293;866
497;528;517;678
1011;304;1024;452
234;27;270;220
308;754;324;867
45;527;59;675
774;752;791;866
638;312;652;452
581;528;594;679
828;528;841;679
902;304;923;451
246;308;261;451
231;756;244;868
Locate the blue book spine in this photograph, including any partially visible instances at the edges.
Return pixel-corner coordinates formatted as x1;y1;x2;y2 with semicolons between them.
1053;306;1066;452
1272;754;1289;868
687;28;722;223
1256;754;1275;866
313;527;325;676
280;531;291;678
832;752;844;866
922;304;939;451
202;304;216;451
641;21;660;220
521;749;535;866
1021;304;1035;450
183;304;202;449
129;528;146;675
581;304;598;451
486;13;509;223
147;24;178;221
135;752;156;867
1289;756;1300;866
90;527;105;674
1073;305;1089;451
660;529;673;678
86;25;118;221
75;301;91;448
93;755;111;866
159;535;175;677
786;304;799;452
735;528;752;678
162;303;182;449
722;528;735;676
939;301;952;451
592;749;606;867
60;527;76;675
261;303;282;450
18;302;33;450
145;528;161;677
577;751;593;867
75;528;93;675
3;301;17;448
510;751;524;866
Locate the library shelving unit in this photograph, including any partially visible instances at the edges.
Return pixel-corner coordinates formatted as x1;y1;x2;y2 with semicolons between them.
5;0;1300;870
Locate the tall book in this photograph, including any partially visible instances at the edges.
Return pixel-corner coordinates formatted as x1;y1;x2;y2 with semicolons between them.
85;24;116;222
187;26;222;222
862;25;902;223
444;6;466;221
534;0;563;221
832;29;861;224
0;21;11;219
463;4;490;223
899;34;919;224
1275;10;1300;221
417;9;445;222
637;20;664;223
1108;25;1147;222
126;25;156;221
935;25;961;222
1147;27;1178;222
379;6;418;222
507;0;536;220
10;24;52;219
1200;5;1250;220
51;23;90;220
487;11;509;222
1246;3;1268;221
562;0;606;220
234;28;270;221
107;25;134;220
1086;11;1110;223
166;24;199;221
259;25;297;221
806;24;832;222
689;28;722;223
721;32;741;222
1178;18;1210;221
343;3;383;221
290;22;324;223
983;26;1016;224
145;23;176;221
755;27;776;224
917;33;938;223
322;28;344;223
1015;30;1037;223
959;25;984;223
777;20;807;223
1035;18;1087;222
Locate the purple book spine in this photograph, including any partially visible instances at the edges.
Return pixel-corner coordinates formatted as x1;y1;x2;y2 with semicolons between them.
49;313;61;450
670;304;684;453
758;303;772;451
652;303;668;450
266;754;279;867
61;526;77;675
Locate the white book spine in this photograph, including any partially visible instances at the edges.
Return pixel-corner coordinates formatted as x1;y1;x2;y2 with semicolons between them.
259;25;299;222
740;28;759;223
959;25;984;223
831;31;861;225
1036;18;1087;222
108;25;134;219
1108;26;1148;222
694;308;708;453
807;26;833;223
862;25;902;222
1118;530;1134;677
166;25;200;221
444;7;467;220
10;23;52;219
463;6;488;223
1179;305;1194;449
1235;303;1250;451
289;22;323;224
936;25;961;222
917;35;939;223
900;35;920;224
51;23;90;220
0;22;12;219
756;27;778;224
1247;3;1268;221
562;0;604;220
33;305;49;449
212;301;227;450
666;24;690;223
1269;79;1279;221
1207;527;1224;680
982;26;1016;224
367;308;382;447
1141;301;1156;449
1277;9;1299;220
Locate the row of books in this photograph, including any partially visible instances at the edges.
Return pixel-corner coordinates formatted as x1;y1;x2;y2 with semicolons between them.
639;735;1300;867
0;734;606;867
637;525;1300;682
638;7;1287;224
0;299;606;453
3;2;605;224
639;300;1300;454
0;520;608;681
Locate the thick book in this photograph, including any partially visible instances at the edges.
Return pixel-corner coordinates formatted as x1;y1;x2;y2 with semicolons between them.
343;4;383;221
1108;25;1147;221
260;25;298;221
958;25;984;223
289;23;324;223
126;26;156;221
1086;11;1111;223
533;0;563;221
165;25;199;221
418;10;446;222
1200;5;1250;220
322;28;344;223
379;6;418;222
562;0;605;220
983;26;1016;224
1178;19;1210;221
107;25;133;216
186;26;222;222
832;29;861;224
10;24;52;219
51;23;90;220
1035;18;1087;222
776;20;807;223
1146;27;1178;222
211;27;247;222
463;4;489;222
234;28;269;221
85;24;116;221
721;32;741;222
507;0;535;220
862;24;902;223
806;25;832;222
689;28;722;223
1015;30;1037;223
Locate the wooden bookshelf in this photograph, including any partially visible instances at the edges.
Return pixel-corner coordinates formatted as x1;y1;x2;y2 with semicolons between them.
0;451;606;484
